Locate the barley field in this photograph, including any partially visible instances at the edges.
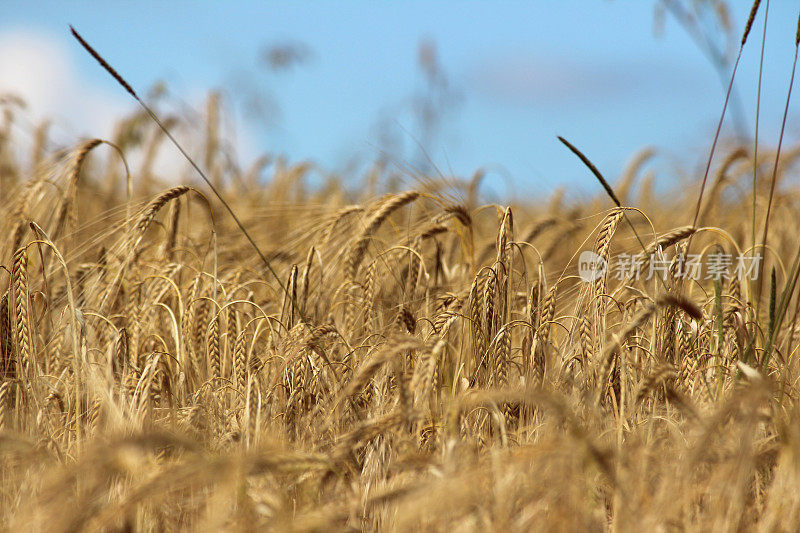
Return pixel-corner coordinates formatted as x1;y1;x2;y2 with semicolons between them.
3;3;800;532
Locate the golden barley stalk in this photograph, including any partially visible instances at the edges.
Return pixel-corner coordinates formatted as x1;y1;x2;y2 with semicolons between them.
234;328;248;392
635;364;678;406
579;315;594;364
0;294;14;381
493;326;511;387
0;381;9;430
538;284;557;345
345;190;420;278
596;303;656;404
135;186;192;235
112;327;129;380
12;247;32;374
339;338;420;407
208;314;221;380
162;197;182;261
300;245;315;313
52;138;102;240
411;337;445;408
633;226;697;276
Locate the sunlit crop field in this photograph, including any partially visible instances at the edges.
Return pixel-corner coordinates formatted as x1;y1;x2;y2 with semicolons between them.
3;3;800;531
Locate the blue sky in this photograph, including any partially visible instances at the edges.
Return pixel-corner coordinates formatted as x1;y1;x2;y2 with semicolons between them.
2;1;799;201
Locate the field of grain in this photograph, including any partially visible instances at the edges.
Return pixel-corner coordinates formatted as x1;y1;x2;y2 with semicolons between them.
3;4;800;531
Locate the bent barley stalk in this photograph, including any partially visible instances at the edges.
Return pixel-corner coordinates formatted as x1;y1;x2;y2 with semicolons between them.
344;191;420;278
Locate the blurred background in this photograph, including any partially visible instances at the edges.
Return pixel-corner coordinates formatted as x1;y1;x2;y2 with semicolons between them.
1;0;798;200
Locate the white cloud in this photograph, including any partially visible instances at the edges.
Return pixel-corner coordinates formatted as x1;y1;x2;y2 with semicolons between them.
0;28;265;186
0;29;131;145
